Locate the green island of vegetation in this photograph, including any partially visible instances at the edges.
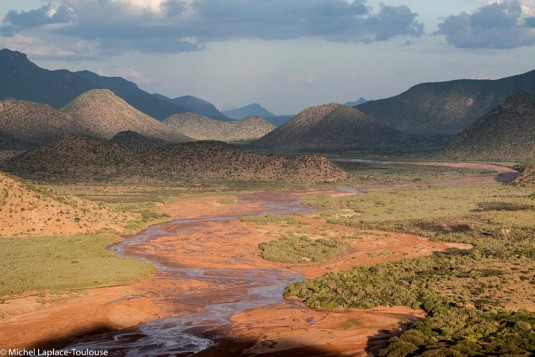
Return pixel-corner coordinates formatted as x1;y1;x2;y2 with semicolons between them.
259;235;350;263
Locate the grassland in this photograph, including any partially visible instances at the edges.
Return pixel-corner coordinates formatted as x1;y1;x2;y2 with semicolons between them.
0;233;154;296
335;161;496;185
286;181;535;355
0;177;172;297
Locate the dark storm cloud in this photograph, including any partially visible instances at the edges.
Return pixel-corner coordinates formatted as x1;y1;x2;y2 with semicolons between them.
0;0;424;54
1;3;74;33
364;4;423;41
436;0;535;49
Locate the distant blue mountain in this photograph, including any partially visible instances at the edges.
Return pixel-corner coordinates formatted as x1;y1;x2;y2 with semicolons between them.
344;97;368;106
154;94;230;121
223;103;276;119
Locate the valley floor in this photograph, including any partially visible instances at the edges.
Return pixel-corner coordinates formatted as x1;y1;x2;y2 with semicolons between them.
0;161;533;356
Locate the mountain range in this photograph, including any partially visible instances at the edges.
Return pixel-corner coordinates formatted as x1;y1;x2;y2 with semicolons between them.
222;103;294;126
357;69;535;135
164;113;275;142
1;48;535;160
0;48;192;120
442;92;535;161
254;103;402;150
1;48;293;127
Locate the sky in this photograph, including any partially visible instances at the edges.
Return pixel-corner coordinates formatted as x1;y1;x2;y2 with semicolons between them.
0;0;534;114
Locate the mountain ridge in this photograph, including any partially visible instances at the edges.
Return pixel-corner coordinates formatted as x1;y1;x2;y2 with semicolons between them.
357;69;535;134
442;92;535;161
0;171;138;236
0;48;190;120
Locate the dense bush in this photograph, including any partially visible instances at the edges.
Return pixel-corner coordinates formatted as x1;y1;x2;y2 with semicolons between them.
380;309;535;356
259;235;350;264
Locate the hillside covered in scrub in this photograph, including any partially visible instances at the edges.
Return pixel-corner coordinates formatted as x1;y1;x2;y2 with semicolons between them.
0;99;92;147
443;93;535;161
164;113;275;142
0;172;138;236
1;136;348;183
62;89;191;143
254;103;402;150
357;69;535;135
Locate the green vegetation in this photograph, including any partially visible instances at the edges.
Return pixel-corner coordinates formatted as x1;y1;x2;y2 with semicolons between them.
302;182;534;224
259;235;350;263
0;233;154;296
285;249;533;311
336;161;495;185
287;181;535;355
380;308;535;356
240;214;304;226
